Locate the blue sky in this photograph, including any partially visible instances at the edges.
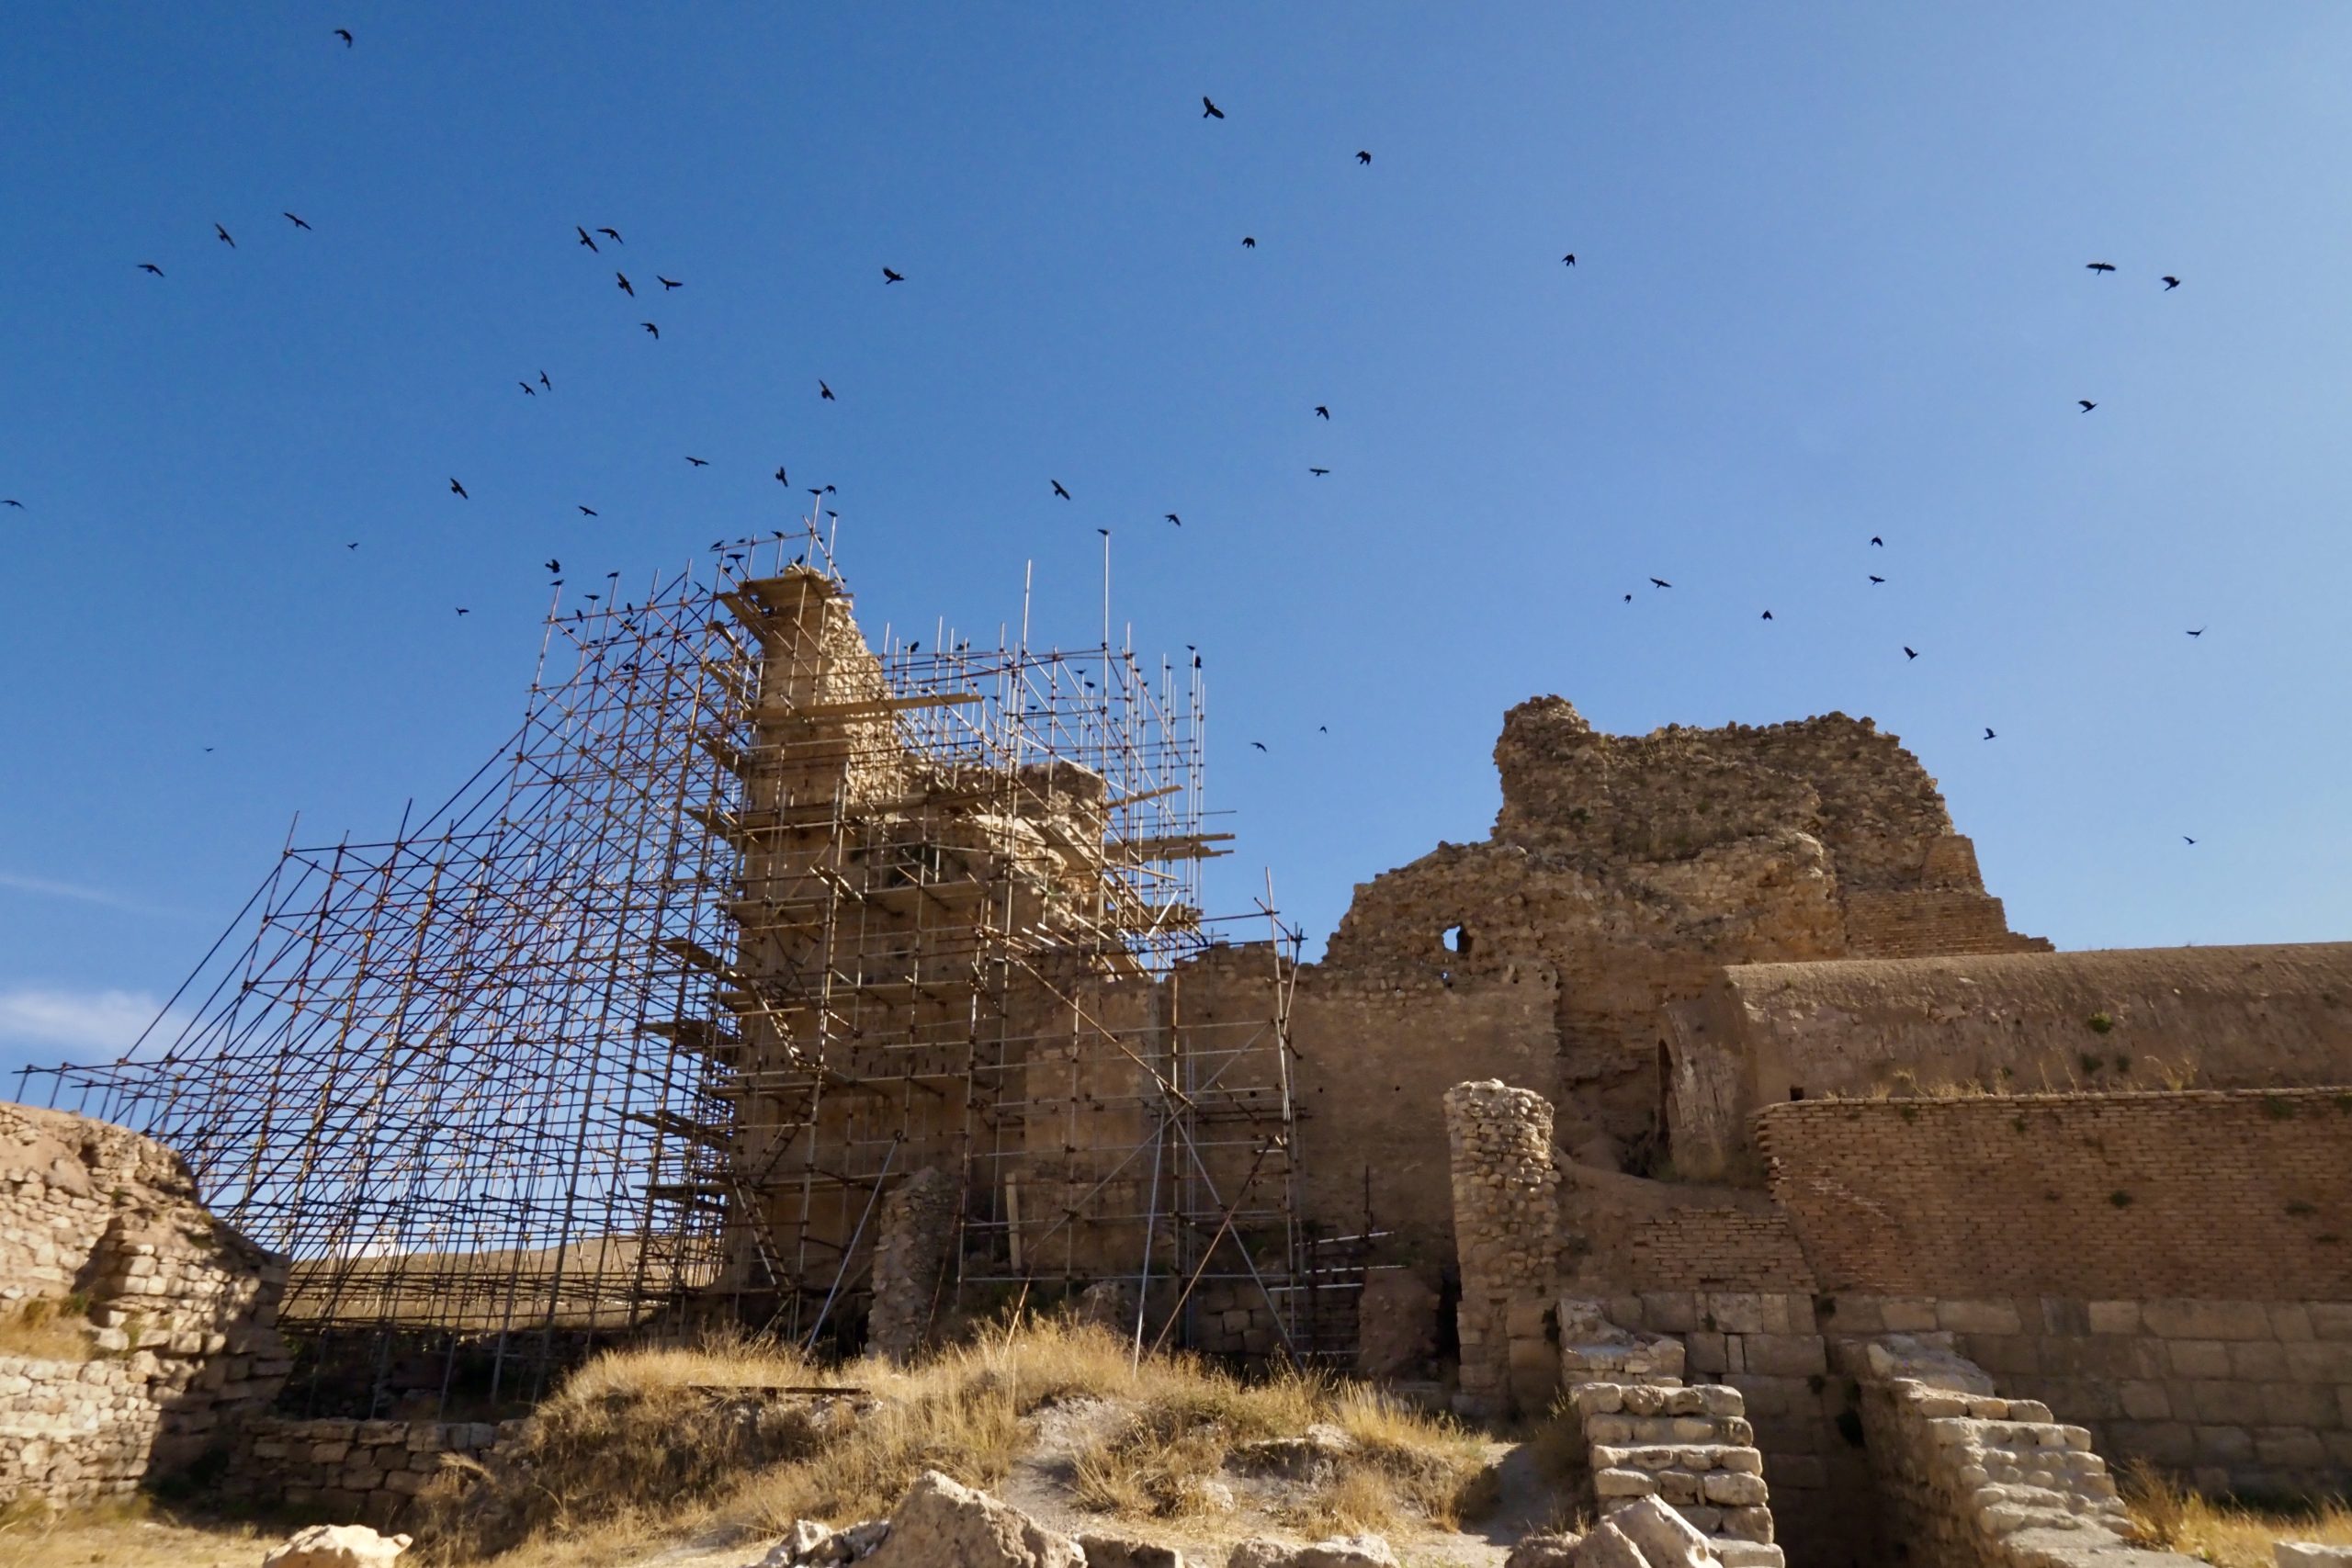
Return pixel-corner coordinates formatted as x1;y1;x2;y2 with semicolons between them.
5;3;2349;1080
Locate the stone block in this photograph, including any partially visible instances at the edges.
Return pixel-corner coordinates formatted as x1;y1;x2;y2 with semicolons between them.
1702;1472;1769;1506
2256;1381;2336;1428
2118;1381;2172;1421
2143;1300;2276;1342
2254;1428;2330;1470
2168;1341;2233;1379
1723;1506;1775;1544
1686;1333;1727;1375
1704;1293;1769;1335
2229;1342;2290;1381
2309;1304;2352;1341
1641;1293;1700;1334
2193;1425;2254;1462
1576;1521;1648;1568
2283;1341;2352;1383
1740;1336;1826;1378
1594;1468;1656;1498
1936;1300;2022;1336
2277;1548;2352;1568
1878;1299;1939;1333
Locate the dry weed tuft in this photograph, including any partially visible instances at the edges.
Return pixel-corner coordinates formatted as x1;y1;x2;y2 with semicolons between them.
2120;1460;2352;1568
0;1297;96;1361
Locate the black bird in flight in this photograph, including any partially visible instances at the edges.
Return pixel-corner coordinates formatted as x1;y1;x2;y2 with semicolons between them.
539;370;551;390
1904;646;1918;660
1869;574;1886;583
519;381;536;396
578;505;598;516
2183;836;2197;845
641;321;659;338
1250;741;1268;752
616;273;634;296
1202;96;1225;118
1095;527;1110;538
1309;467;1329;476
1761;610;1774;620
599;228;623;244
2086;261;2116;274
1562;254;1576;266
2162;276;2181;289
819;380;835;401
214;222;235;248
1241;236;1257;249
775;466;789;485
1165;513;1181;525
139;263;164;276
334;28;353;47
345;541;356;549
658;276;682;290
1623;593;1633;603
883;266;905;284
1356;151;1372;165
1315;406;1330;420
2078;400;2097;412
2;499;22;509
283;212;311;231
1871;536;1883;547
455;607;469;616
2187;626;2206;637
684;456;709;467
1649;577;1670;588
1984;728;1996;739
1052;480;1071;500
545;558;561;574
449;479;469;499
576;226;598;253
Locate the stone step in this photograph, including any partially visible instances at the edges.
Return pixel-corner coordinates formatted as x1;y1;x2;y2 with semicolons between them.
1581;1411;1754;1448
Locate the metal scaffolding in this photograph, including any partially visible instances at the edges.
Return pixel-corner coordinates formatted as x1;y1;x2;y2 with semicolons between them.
22;520;1328;1414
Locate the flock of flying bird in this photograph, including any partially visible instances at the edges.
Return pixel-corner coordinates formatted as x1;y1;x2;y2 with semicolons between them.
0;39;2215;849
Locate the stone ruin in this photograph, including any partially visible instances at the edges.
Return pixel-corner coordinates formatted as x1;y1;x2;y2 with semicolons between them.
4;672;2349;1568
0;1100;288;1506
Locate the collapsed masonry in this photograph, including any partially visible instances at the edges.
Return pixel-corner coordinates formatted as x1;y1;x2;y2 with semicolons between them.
0;1102;288;1507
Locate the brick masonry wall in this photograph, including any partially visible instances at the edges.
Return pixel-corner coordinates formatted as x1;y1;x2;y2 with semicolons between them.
224;1416;510;1530
1627;1208;1818;1294
1758;1089;2352;1301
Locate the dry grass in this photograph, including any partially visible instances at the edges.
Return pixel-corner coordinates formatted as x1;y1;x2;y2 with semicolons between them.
411;1328;847;1562
2120;1460;2352;1568
0;1498;266;1568
1068;1351;1488;1536
413;1316;1490;1563
0;1298;96;1362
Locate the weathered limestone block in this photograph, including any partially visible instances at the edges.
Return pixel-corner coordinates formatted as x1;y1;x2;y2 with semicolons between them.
259;1524;413;1568
861;1470;1080;1568
1227;1536;1399;1568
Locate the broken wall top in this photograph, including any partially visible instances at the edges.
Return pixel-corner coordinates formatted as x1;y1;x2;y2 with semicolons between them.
1491;696;1959;891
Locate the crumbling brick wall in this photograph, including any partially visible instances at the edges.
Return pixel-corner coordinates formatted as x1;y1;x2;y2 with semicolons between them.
1667;944;2352;1177
0;1101;289;1506
1758;1089;2352;1301
1442;1080;1558;1416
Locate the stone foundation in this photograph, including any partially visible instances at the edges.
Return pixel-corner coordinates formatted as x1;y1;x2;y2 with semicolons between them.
223;1416;511;1529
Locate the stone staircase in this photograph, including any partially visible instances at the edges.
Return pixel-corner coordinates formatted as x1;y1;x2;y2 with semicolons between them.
1555;1299;1783;1568
1569;1382;1782;1568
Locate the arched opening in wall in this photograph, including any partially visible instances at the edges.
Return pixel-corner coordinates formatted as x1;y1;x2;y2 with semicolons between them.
1442;924;1471;956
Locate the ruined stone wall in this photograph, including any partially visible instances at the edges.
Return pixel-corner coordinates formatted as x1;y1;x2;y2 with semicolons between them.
0;1101;289;1506
1667;943;2352;1177
868;1168;958;1361
225;1416;510;1529
1849;1337;2177;1568
1317;697;2040;1179
1757;1089;2352;1301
